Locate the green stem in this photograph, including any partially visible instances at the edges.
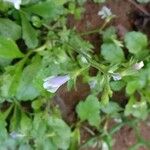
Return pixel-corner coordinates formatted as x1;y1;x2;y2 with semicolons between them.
33;43;47;52
42;23;51;30
80;29;101;36
87;58;106;74
67;43;106;73
80;20;108;36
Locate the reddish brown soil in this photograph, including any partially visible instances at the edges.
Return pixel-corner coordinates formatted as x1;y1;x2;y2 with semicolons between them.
113;121;150;150
67;0;150;149
53;79;90;124
68;0;135;53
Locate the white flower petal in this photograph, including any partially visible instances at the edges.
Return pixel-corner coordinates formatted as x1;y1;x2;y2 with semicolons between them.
112;73;122;81
102;141;109;150
133;61;144;70
114;118;122;123
98;6;112;19
89;80;97;89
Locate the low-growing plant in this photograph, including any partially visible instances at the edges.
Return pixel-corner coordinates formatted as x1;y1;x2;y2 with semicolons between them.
0;0;150;149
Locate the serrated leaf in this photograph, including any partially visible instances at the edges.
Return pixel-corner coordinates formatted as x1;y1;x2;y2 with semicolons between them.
48;117;71;150
126;79;145;95
32;113;47;138
10;105;21;131
0;74;13;99
102;26;117;42
0;36;24;59
125;96;148;119
6;57;28;98
100;101;121;114
124;31;148;54
69;34;93;56
0;114;8;141
3;55;32;99
101;43;125;63
110;80;125;91
0;18;21;40
76;95;100;127
16;56;41;100
20;113;32;133
20;12;38;48
24;1;64;19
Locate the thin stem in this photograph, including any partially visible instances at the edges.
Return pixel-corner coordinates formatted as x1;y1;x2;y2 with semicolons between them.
67;43;106;74
80;28;101;36
87;58;106;74
103;115;109;132
80;20;108;36
83;126;95;136
42;23;51;30
33;43;47;52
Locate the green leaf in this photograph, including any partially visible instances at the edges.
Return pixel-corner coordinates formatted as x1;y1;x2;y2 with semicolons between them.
124;31;148;54
102;26;117;42
69;34;93;56
0;74;13;99
31;99;44;110
48;117;71;150
0;36;24;59
8;60;25;98
18;144;32;150
0;18;21;40
125;96;148;119
126;79;145;95
20;113;32;134
70;128;80;150
0;114;8;141
110;80;125;91
76;95;100;127
0;57;12;67
20;12;38;48
101;87;109;105
101;43;125;63
101;76;112;105
24;1;64;19
0;0;9;12
32;112;47;139
16;56;41;100
3;56;28;99
10;105;21;131
100;101;121;115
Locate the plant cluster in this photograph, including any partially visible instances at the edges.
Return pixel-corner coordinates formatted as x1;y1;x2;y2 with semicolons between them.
0;0;150;150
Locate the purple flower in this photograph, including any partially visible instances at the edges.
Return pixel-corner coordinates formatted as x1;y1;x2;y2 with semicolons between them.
43;75;70;93
10;131;25;139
